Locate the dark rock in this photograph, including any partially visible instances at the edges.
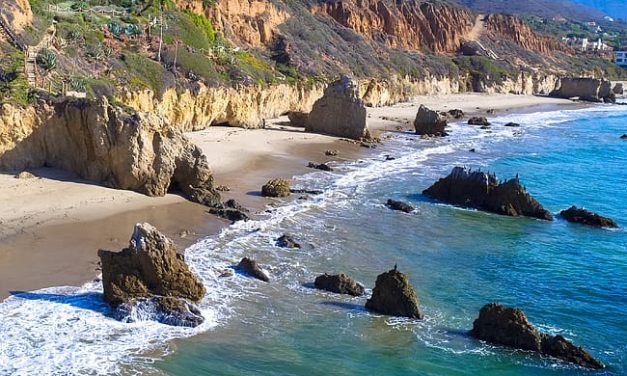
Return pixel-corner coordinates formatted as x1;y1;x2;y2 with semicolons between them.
290;188;324;195
423;167;553;220
470;303;604;369
386;199;414;213
237;257;270;282
480;125;491;130
560;206;618;228
209;199;249;223
620;134;627;139
385;155;396;161
612;83;623;95
325;149;339;156
469;148;476;153
307;162;334;171
314;273;365;296
414;105;448;136
114;296;204;327
504;122;520;127
262;178;291;197
468;117;491;126
365;268;422;319
275;234;301;249
486;109;495;114
287;111;309;127
448;109;465;119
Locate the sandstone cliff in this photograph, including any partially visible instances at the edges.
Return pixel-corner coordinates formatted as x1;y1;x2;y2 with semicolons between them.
485;14;571;55
0;0;32;34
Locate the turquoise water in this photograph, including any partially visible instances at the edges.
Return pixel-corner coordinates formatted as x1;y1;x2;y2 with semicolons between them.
0;103;625;375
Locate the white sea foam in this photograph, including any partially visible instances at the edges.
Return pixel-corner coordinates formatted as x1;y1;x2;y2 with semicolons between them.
1;102;624;374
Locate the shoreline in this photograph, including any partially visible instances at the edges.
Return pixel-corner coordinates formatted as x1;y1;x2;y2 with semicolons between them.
0;93;584;300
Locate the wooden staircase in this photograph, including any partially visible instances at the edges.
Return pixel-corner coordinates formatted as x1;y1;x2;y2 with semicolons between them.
25;48;38;86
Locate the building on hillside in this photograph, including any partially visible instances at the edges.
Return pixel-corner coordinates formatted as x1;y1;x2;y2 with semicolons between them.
562;37;612;53
615;50;627;68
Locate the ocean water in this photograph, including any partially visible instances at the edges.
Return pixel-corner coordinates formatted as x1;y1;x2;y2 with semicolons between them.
1;102;626;375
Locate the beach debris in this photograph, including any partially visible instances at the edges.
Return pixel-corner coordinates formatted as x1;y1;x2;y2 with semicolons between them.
216;185;231;192
307;162;334;172
468;116;491;126
262;178;291;197
559;206;618;228
275;234;301;249
14;171;35;179
287;111;309;128
314;273;365;296
423;167;553;220
365;268;422;319
98;223;206;327
447;109;465;119
470;303;604;369
208;199;249;223
325;149;339;156
237;257;270;282
413;105;448;137
386;199;414;213
305;75;369;140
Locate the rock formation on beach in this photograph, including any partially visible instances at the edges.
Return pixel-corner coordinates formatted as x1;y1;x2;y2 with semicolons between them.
275;234;301;249
209;199;250;223
413;105;448;136
238;257;270;282
365;268;422;319
305;76;369;140
468;117;491;126
307;162;334;172
261;178;291;197
423;167;553;220
98;223;206;327
314;273;365;296
550;78;616;103
386;199;415;213
470;303;604;369
287;111;309;128
560;206;618;228
613;83;624;95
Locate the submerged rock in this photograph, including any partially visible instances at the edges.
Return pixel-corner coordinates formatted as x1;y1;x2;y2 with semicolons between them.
468;116;491;126
504;122;520;127
275;234;301;248
365;268;422;319
307;162;334;172
98;223;206;327
238;257;270;282
423;167;553;220
262;178;291;197
413;105;448;136
386;199;414;213
209;199;249;223
305;75;368;140
470;303;604;369
560;206;617;228
314;273;365;296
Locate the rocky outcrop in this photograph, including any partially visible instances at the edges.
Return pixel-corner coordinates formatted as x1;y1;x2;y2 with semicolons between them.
413;105;448;136
485;14;571;54
550;78;616;103
314;273;365;296
470;303;604;369
287;111;309;128
504;122;520;127
0;0;33;34
305;76;368;140
560;206;618;228
261;178;291;197
423;167;553;220
365;268;422;319
613;83;624;95
468;116;490;126
237;257;270;282
275;234;301;248
447;109;465;119
314;0;474;54
307;162;333;172
0;99;221;206
98;223;206;327
209;199;250;223
386;199;414;213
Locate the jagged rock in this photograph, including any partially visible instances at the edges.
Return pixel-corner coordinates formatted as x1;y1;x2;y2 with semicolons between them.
386;199;414;213
560;206;617;228
613;83;624;95
275;234;301;248
413;105;448;136
504;122;520;127
98;223;206;327
621;134;627;139
262;178;291;197
468;116;491;126
307;162;333;172
470;303;604;369
314;273;365;296
448;109;465;119
305;75;368;140
325;149;339;156
237;257;270;282
550;78;615;103
365;268;422;319
423;167;553;220
287;111;309;128
14;170;35;179
209;199;250;223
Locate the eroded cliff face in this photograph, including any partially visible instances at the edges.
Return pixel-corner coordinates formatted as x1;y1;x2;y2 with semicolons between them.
0;0;33;34
485;14;571;54
313;0;475;53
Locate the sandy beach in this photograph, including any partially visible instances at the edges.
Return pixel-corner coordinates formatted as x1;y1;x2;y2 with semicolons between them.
0;93;580;299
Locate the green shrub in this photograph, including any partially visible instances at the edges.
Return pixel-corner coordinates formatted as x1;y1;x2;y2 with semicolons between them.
185;11;215;44
120;53;166;93
36;48;57;71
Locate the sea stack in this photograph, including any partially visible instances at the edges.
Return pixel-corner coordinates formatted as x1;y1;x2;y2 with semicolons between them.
423;167;553;220
98;223;206;327
413;105;448;136
470;303;604;369
365;268;422;319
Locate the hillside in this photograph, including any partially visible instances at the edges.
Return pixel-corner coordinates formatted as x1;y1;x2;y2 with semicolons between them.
453;0;605;21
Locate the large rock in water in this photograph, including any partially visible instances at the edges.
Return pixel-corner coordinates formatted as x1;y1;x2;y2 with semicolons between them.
470;303;604;369
314;273;365;296
305;75;368;140
423;167;553;220
238;257;270;282
365;269;422;319
413;105;448;136
98;223;206;327
560;206;618;228
550;78;615;103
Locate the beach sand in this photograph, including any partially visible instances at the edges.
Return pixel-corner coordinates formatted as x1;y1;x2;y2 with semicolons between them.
0;93;579;299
